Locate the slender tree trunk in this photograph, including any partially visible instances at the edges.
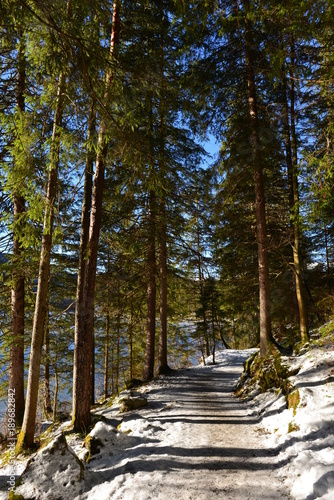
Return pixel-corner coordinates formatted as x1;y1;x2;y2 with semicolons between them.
52;370;58;423
72;99;95;418
143;87;157;382
143;188;157;382
324;224;330;279
16;71;66;451
289;42;309;343
115;288;121;393
282;67;308;343
157;0;169;376
158;199;168;374
43;307;52;417
104;301;110;400
9;27;26;432
244;0;272;356
104;253;111;399
211;297;216;364
129;303;133;380
10;193;25;431
197;215;210;357
72;1;121;432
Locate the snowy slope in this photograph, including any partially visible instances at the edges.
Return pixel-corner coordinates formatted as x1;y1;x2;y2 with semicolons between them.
247;345;334;500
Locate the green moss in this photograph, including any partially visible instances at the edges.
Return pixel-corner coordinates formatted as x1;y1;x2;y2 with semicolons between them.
83;435;104;462
8;492;24;500
0;449;12;465
236;350;300;398
288;389;301;416
243;351;258;377
15;431;27;456
288;422;300;433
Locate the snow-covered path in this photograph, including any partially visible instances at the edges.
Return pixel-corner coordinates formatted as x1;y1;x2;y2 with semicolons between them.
82;352;289;499
4;345;334;499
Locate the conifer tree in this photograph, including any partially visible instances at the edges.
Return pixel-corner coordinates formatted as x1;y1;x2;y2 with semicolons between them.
9;10;26;431
72;0;121;432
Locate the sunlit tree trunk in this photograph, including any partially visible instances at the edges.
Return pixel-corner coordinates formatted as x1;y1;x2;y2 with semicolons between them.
289;40;309;343
244;0;271;357
143;187;156;382
282;65;308;343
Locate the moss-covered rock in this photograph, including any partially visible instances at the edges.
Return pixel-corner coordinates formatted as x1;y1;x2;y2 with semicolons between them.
119;396;148;413
236;350;300;399
83;435;104;462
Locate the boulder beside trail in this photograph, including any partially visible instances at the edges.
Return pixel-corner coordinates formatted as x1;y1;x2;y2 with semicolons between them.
13;433;84;500
119;396;148;413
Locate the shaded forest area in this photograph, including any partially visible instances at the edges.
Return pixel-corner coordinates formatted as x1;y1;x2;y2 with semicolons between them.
0;0;333;448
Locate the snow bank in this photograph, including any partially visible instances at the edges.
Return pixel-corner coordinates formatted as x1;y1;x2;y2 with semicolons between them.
249;346;334;499
13;432;85;499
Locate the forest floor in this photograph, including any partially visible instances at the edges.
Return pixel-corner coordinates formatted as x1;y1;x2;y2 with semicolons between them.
2;343;334;499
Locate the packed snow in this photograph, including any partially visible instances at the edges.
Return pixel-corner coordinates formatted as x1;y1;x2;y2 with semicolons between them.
247;345;334;500
0;345;333;499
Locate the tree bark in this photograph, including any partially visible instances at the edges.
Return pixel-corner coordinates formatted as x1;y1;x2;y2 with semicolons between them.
289;41;309;342
16;71;66;451
52;370;58;423
9;26;26;432
129;303;133;380
115;287;121;393
143;188;157;382
43;307;52;417
72;0;121;432
104;251;111;400
158;199;168;374
282;65;308;343
104;298;110;400
244;0;272;357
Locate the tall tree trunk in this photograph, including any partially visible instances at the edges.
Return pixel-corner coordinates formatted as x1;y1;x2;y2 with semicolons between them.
104;299;110;400
282;67;308;343
324;224;330;279
9;27;26;432
289;41;309;343
244;0;272;357
43;306;52;417
72;99;95;417
129;303;133;380
211;296;216;364
196;210;210;357
16;71;66;451
158;199;168;374
115;287;121;393
157;0;169;376
72;1;120;432
104;251;111;400
143;187;156;382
